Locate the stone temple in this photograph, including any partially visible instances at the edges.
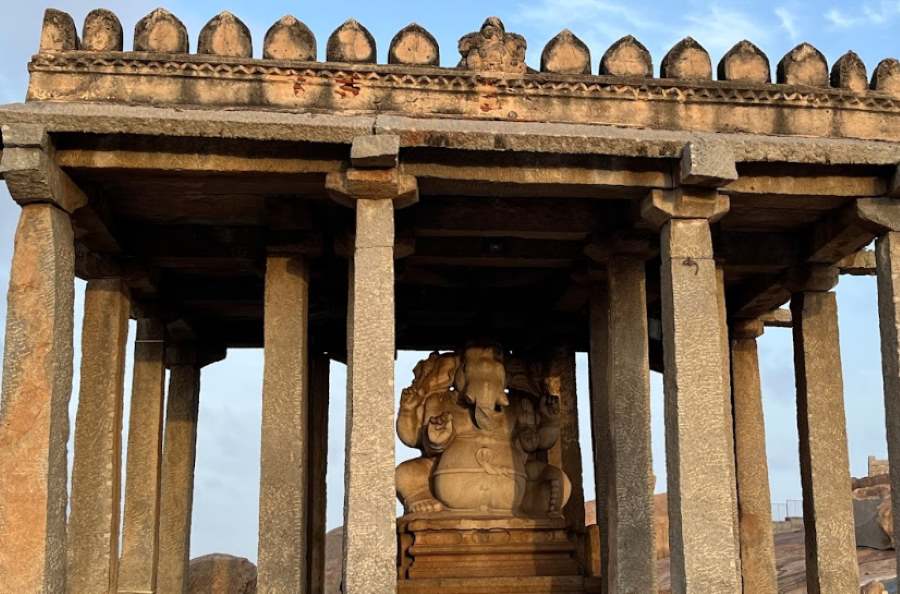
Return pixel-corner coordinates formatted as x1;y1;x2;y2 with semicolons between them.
0;7;899;594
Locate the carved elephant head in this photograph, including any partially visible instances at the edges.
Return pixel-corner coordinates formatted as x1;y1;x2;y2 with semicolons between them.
454;344;509;429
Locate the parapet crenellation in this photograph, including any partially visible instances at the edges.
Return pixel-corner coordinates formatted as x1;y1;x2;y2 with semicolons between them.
34;8;899;92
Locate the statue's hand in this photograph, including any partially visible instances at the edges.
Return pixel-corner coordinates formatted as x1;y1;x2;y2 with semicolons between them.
518;426;540;452
540;395;561;420
427;412;454;447
400;387;427;412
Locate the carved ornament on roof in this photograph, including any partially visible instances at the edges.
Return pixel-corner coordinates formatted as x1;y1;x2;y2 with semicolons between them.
457;17;527;74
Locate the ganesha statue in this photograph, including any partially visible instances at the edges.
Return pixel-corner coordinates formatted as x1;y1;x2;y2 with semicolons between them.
395;344;572;518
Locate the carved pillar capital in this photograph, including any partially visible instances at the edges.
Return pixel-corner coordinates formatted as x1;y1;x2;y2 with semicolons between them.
640;187;730;229
326;135;418;208
856;197;900;233
1;124;87;213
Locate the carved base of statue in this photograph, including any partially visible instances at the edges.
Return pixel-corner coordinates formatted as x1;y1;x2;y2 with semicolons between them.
395;345;595;593
397;515;601;594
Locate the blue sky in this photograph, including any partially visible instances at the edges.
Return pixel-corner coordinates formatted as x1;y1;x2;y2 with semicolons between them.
0;0;895;563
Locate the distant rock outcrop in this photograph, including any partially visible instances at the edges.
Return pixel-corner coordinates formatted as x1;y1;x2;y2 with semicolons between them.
188;554;256;594
853;473;894;551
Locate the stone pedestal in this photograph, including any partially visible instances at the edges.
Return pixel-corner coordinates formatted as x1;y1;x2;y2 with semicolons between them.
397;516;598;594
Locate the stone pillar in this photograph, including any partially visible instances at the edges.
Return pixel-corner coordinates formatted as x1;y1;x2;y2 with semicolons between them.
157;356;202;594
0;203;75;594
546;347;585;545
587;283;611;592
342;197;396;594
876;231;900;578
643;185;739;594
791;268;859;593
730;320;777;594
604;255;656;593
326;136;416;594
67;279;131;594
307;355;330;594
118;320;167;594
716;266;742;587
258;256;311;594
856;198;900;579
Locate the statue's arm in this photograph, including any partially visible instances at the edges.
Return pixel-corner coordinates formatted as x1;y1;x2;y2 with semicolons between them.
537;395;562;450
397;388;426;448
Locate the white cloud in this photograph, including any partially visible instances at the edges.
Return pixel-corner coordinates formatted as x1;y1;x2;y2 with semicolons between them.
682;4;771;55
775;6;799;40
825;1;900;29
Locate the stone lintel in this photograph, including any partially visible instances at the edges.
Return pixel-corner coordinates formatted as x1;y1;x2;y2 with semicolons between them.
758;308;792;328
1;124;87;213
641;187;730;229
165;342;226;369
837;249;877;276
679;139;738;187
731;318;765;339
351;135;400;169
326;168;418;208
783;264;840;294
857;197;900;233
583;233;657;263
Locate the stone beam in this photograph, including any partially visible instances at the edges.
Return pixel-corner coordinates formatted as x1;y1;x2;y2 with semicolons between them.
759;308;792;328
837;249;877;275
413;198;597;241
808;198;900;266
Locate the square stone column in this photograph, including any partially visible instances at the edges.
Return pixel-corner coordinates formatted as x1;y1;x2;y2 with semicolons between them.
118;319;167;594
644;186;740;594
876;232;900;578
545;346;585;552
716;266;742;588
855;199;900;580
604;255;657;594
0;203;75;594
661;219;739;593
257;255;311;594
342;198;397;594
157;355;202;594
790;270;859;593
730;320;777;594
68;278;131;594
587;283;611;589
326;137;416;594
307;355;331;594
